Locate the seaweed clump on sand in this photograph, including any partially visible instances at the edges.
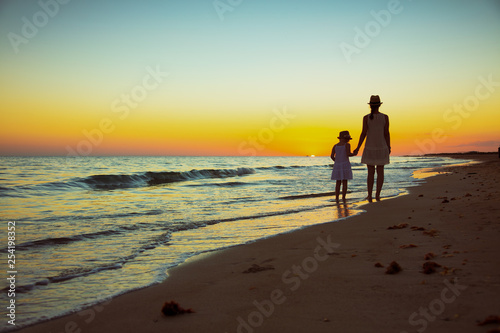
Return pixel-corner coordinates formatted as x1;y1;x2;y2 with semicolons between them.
421;261;441;274
424;252;436;260
385;261;402;274
161;301;195;316
387;223;408;230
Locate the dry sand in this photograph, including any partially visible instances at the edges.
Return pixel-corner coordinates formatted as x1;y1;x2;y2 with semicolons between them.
15;153;500;333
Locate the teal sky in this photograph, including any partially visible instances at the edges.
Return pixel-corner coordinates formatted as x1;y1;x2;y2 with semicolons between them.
1;0;499;156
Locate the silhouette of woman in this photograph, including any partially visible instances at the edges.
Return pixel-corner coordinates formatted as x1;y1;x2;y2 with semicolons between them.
353;95;391;202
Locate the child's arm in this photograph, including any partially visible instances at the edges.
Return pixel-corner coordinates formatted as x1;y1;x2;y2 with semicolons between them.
330;144;336;161
346;143;356;157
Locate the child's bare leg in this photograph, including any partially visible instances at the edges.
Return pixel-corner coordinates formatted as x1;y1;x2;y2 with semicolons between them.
375;166;384;201
342;180;348;200
367;165;375;202
335;180;341;201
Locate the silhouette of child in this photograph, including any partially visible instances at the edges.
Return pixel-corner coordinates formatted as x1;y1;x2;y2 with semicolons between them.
331;130;356;201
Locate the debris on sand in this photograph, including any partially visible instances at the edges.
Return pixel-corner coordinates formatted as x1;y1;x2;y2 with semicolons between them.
423;229;439;237
399;244;418;249
385;261;402;274
161;301;194;316
421;261;441;274
243;264;275;274
424;252;436;260
387;223;409;230
439;266;458;276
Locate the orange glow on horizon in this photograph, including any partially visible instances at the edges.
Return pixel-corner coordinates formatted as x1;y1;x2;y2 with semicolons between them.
1;104;498;156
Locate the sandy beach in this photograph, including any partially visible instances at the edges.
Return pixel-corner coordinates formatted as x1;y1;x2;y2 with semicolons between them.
14;153;500;333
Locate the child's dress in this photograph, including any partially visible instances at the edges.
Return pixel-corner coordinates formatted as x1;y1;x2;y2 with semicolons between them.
331;145;353;180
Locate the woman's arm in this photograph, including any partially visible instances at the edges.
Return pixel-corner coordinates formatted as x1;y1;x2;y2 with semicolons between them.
353;115;368;153
384;114;391;154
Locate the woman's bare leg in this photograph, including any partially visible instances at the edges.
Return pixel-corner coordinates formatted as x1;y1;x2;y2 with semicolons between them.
367;165;375;202
375;165;384;201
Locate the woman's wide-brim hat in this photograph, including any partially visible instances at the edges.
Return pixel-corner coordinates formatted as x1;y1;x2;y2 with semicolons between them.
368;95;383;105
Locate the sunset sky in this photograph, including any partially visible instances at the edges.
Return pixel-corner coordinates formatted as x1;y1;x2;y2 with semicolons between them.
1;0;499;156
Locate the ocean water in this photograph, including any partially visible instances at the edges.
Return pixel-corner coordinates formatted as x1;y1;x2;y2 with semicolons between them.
0;155;469;330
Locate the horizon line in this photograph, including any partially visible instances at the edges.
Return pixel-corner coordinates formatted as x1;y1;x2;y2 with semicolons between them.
0;151;497;158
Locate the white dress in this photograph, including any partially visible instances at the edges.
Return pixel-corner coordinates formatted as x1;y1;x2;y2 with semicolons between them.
331;145;353;180
361;113;390;166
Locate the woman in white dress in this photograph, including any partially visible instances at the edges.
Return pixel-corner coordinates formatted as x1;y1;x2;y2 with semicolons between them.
353;95;391;202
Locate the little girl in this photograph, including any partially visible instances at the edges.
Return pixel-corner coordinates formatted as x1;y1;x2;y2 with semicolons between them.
331;130;356;201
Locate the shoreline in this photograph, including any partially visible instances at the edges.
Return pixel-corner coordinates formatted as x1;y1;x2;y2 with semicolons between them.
12;154;500;333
